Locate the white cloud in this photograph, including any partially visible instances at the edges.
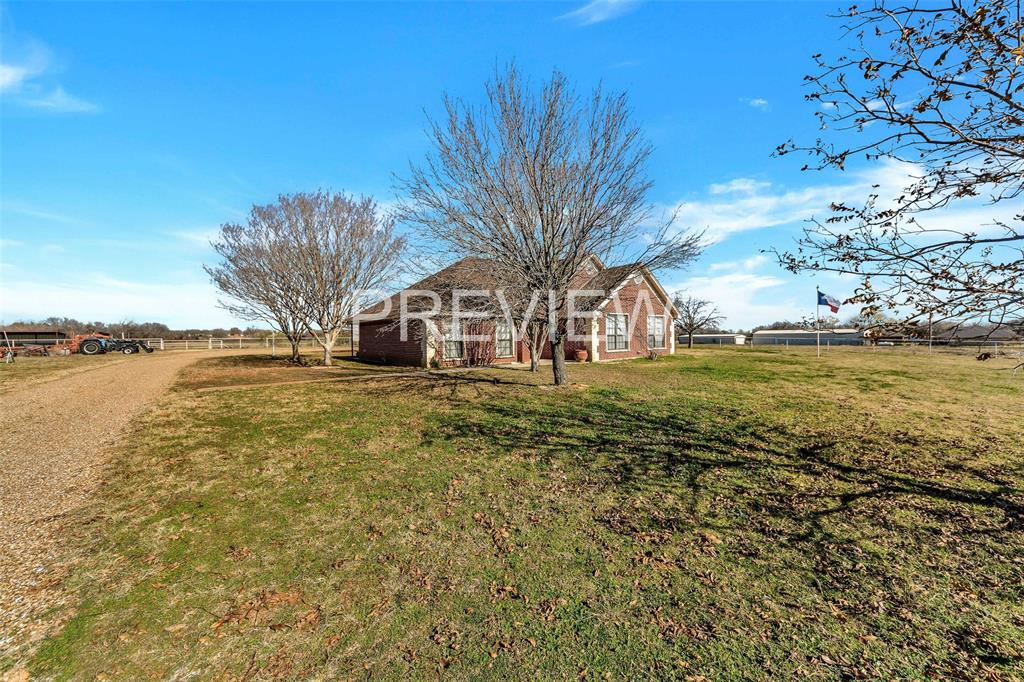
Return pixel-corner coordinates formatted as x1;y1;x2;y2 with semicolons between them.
21;85;99;113
743;97;770;110
664;250;809;329
708;178;771;195
0;39;48;93
666;271;805;330
0;64;32;91
707;254;767;273
0;35;98;113
167;228;219;248
660;160;1022;328
559;0;639;26
667;159;1021;244
1;200;82;225
0;274;245;328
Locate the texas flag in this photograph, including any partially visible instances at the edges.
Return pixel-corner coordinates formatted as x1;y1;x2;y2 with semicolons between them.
817;290;841;313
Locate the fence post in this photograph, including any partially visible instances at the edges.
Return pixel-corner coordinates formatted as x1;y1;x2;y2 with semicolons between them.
160;339;165;351
185;339;189;351
208;337;212;350
239;338;243;349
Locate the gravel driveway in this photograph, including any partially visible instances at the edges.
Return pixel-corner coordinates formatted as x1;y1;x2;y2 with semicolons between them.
0;351;219;665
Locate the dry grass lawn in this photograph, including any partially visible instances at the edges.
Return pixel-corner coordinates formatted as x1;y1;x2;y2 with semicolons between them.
177;352;405;390
23;348;1024;680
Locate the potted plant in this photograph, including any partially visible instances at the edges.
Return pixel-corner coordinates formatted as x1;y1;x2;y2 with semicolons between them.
574;348;589;362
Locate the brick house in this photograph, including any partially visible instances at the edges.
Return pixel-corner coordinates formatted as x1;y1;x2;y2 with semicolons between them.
356;255;677;367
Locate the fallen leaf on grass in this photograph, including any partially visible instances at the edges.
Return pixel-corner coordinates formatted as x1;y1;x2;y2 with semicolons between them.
699;531;722;545
226;546;252;561
265;589;302;607
213;587;305;630
295;605;322;631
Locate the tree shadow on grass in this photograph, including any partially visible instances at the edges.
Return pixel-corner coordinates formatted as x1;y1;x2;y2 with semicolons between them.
356;373;1024;671
422;385;1023;547
359;371;545;402
357;371;1022;551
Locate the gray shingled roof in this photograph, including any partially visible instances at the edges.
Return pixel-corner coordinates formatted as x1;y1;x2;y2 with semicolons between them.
358;258;658;320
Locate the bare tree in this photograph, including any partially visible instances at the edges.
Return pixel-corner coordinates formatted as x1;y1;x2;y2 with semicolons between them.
398;64;703;385
206;205;309;362
672;295;723;348
775;1;1024;335
285;192;406;365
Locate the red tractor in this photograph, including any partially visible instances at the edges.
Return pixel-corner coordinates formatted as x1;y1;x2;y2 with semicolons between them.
72;334;154;355
1;331;154;356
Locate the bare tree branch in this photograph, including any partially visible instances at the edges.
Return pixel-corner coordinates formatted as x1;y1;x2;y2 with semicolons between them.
205;205;310;362
283;191;406;365
206;192;406;364
397;63;704;384
672;295;724;348
775;1;1024;337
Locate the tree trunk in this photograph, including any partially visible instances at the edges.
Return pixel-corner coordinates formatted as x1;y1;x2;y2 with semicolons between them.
688;332;694;349
321;329;340;366
289;336;301;363
527;325;544;372
550;335;568;385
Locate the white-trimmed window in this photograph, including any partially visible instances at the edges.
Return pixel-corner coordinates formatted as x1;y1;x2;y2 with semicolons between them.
495;320;513;358
648;315;666;348
606;314;629;351
443;320;464;359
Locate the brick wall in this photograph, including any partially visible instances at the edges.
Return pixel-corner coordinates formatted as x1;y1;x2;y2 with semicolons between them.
357;319;425;366
596;275;672;360
436;319;519;367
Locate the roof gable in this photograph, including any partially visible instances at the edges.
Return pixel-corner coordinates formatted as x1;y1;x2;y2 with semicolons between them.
589;266;678;317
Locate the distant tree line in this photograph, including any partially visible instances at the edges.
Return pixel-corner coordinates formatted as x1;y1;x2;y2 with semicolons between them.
3;317;274;340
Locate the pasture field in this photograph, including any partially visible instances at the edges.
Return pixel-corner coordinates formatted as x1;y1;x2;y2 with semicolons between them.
27;348;1024;680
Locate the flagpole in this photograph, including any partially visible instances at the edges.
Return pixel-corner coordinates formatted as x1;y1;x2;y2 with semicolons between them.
816;287;821;358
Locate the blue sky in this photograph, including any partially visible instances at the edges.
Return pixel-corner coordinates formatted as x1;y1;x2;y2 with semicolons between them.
0;1;990;329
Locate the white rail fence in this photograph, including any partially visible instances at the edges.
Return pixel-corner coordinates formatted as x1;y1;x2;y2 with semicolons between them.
142;336;355;353
746;336;1022;351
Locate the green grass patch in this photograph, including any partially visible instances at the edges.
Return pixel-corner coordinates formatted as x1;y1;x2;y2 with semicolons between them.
31;349;1024;680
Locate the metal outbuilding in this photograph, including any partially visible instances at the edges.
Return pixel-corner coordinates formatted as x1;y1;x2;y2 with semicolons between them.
750;329;865;346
